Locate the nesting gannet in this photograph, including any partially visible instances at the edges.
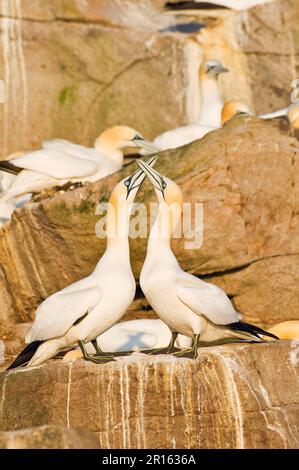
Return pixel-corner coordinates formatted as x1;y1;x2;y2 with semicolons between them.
149;60;228;151
6;157;157;370
0;126;158;206
221;100;252;124
137;160;278;358
63;319;192;362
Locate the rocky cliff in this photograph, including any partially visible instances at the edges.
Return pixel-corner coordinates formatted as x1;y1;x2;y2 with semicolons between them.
0;0;298;156
1;341;298;448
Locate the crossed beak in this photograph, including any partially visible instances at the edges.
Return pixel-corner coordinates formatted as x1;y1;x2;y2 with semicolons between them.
126;156;157;199
137;159;165;197
132;136;161;154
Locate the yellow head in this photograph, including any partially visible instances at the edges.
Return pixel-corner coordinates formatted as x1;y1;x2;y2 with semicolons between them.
95;126;159;153
200;60;229;78
221;100;252;125
287;104;299;129
106;156;157;239
137;160;183;238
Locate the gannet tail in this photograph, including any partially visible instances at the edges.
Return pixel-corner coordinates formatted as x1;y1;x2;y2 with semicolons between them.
228;321;279;340
6;341;43;370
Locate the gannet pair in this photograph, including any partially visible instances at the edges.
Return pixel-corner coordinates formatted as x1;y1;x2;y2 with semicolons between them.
0;126;158;214
137;160;278;358
152;60;228;151
7;157;157;369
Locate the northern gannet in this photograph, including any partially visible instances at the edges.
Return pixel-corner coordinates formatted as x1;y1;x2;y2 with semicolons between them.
137;160;278;358
150;60;228;151
6;157;157;370
0;126;158;206
221;100;252;124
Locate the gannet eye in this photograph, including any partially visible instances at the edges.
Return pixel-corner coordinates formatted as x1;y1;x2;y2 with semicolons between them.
162;179;167;190
124;178;131;187
132;134;142;141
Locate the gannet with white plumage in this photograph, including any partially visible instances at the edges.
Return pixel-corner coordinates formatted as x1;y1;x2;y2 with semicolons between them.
151;60;228;151
0;126;158;207
137;160;278;358
6;157;157;370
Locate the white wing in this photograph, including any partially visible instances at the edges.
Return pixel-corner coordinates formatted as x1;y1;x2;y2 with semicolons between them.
27;280;102;342
42;140;103;161
193;0;274;10
10;148;98;179
258;106;288;119
154;125;215;150
177;283;239;325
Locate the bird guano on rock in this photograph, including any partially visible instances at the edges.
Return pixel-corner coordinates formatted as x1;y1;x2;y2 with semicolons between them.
6;156;157;370
137;160;278;359
0;126;159;208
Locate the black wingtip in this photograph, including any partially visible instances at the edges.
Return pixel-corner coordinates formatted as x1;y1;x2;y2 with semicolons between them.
229;321;279;341
6;341;43;371
165;1;228;11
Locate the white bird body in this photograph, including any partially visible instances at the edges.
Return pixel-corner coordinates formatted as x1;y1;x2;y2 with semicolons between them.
153;124;215;150
151;60;228;151
140;207;239;342
8;158;157;369
0;126;158;205
137;161;277;356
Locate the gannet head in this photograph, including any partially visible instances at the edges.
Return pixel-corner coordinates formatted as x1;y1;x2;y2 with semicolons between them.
287;104;299;129
109;156;158;207
95;126;159;154
137;160;183;206
200;60;229;78
221;100;252;125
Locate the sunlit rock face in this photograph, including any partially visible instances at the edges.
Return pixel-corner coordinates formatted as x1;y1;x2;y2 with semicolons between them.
0;117;298;327
0;0;298;156
0;341;298;448
0;425;100;449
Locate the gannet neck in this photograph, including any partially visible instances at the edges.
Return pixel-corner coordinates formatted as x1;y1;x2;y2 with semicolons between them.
198;75;223;127
102;194;132;263
94;141;124;167
147;203;181;261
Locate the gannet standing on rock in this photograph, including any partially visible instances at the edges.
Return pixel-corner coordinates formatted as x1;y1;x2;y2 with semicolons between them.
6;157;157;370
151;60;228;151
0;126;158;207
137;160;278;358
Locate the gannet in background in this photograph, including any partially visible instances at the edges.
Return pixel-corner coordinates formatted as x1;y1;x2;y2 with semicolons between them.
62;319;192;362
221;100;252;124
287;104;299;129
6;157;157;370
150;60;228;151
149;99;249;152
137;160;278;358
0;126;158;207
165;1;276;11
